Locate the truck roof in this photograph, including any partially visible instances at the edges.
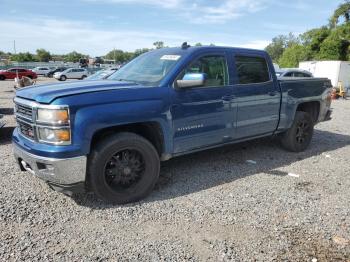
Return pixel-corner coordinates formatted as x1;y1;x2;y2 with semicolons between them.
151;45;268;56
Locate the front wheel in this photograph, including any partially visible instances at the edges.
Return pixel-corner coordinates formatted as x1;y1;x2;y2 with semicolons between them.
59;75;67;81
81;75;87;80
88;132;160;204
280;111;314;152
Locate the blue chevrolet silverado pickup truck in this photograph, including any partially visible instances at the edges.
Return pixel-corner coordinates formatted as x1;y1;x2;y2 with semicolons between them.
13;44;332;203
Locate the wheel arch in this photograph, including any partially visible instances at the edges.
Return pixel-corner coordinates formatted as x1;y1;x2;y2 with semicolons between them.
90;121;166;158
295;101;320;124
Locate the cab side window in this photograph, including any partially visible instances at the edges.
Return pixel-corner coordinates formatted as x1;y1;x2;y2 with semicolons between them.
235;56;270;84
182;55;229;87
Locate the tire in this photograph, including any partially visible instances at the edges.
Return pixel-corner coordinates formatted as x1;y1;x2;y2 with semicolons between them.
280;111;314;152
88;132;160;204
81;75;87;80
27;75;33;79
0;75;5;81
59;75;67;81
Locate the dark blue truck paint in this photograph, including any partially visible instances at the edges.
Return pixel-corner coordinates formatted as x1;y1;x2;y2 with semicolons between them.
13;46;332;201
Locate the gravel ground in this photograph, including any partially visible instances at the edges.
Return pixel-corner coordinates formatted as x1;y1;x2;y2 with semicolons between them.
0;78;349;261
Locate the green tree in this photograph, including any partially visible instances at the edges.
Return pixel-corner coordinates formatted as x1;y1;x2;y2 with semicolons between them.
133;48;151;58
36;48;52;62
64;51;86;62
300;27;330;57
10;52;37;62
195;43;203;46
317;26;350;60
104;49;132;63
278;44;310;68
153;41;164;49
330;0;350;28
265;33;299;62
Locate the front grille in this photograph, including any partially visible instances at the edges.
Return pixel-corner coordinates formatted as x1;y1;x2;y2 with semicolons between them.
15;103;33;120
14;99;35;140
14;97;71;144
18;120;35;140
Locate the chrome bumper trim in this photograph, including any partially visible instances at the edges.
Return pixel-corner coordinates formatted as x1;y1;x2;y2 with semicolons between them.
13;143;86;185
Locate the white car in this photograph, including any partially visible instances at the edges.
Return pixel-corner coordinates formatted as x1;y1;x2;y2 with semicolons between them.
32;67;51;75
276;69;313;78
53;68;88;81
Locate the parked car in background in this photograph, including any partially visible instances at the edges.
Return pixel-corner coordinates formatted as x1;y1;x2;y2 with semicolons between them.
46;67;68;78
53;68;88;81
276;69;313;78
0;68;37;80
32;67;51;76
85;68;118;80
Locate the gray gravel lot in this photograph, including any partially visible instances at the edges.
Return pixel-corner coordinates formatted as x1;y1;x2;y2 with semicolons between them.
0;78;349;261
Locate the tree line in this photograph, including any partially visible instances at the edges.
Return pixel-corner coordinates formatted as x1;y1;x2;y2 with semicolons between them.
0;41;213;64
265;0;350;67
0;49;91;63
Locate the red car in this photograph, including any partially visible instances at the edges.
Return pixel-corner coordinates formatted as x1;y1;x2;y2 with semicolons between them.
0;68;37;80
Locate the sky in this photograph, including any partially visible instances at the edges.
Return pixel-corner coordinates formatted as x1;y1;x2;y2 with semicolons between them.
0;0;341;56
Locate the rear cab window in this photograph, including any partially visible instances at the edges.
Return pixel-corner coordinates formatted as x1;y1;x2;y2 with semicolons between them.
234;55;270;84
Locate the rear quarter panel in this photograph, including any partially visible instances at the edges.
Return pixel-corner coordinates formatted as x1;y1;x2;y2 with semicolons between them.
277;78;332;131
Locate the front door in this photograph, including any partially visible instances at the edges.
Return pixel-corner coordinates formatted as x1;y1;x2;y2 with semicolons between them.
171;53;236;153
232;54;280;139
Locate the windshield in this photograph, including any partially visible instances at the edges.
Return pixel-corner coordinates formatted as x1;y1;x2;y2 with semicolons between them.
108;51;182;86
86;70;115;80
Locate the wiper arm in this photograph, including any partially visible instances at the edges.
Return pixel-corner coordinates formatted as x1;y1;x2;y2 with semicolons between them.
116;78;139;84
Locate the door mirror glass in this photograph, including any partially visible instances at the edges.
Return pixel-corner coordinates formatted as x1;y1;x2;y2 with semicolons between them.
177;73;207;88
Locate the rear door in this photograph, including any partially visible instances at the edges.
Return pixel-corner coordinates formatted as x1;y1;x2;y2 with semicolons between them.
18;69;27;78
66;69;75;78
171;52;236;153
75;69;84;78
232;53;280;139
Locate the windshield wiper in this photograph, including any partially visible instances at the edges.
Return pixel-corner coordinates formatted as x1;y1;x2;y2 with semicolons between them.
115;79;141;85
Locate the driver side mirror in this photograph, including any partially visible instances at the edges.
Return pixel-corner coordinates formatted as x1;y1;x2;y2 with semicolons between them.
176;73;207;88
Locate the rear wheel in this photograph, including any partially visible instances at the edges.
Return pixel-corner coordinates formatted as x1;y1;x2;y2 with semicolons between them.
0;75;5;81
81;75;87;80
59;75;67;81
88;132;160;204
280;111;314;152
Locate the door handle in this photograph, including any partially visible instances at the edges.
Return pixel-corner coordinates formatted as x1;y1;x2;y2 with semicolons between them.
268;91;277;96
222;95;235;101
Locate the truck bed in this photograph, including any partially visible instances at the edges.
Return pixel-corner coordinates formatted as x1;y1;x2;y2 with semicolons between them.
277;77;332;131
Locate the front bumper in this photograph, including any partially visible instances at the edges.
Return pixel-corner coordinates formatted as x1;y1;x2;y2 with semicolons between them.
13;143;87;192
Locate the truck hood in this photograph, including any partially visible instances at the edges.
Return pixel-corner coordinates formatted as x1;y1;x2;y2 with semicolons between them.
16;80;141;104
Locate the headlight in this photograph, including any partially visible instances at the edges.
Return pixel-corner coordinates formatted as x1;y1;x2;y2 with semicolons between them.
37;108;69;124
37;127;71;145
